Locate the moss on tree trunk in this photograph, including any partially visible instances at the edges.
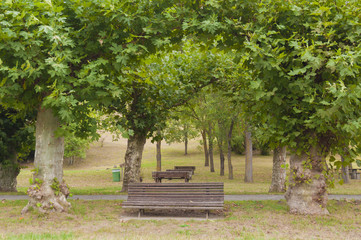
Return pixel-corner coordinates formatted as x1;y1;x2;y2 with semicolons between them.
22;108;70;214
269;146;287;193
285;145;329;215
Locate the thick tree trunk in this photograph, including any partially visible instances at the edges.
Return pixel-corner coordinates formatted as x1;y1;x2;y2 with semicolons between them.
121;133;147;192
201;129;209;167
22;108;70;214
269;146;287;192
208;125;215;173
184;125;188;155
285;145;329;215
156;138;161;172
244;124;253;183
341;155;350;184
227;120;234;180
0;152;19;192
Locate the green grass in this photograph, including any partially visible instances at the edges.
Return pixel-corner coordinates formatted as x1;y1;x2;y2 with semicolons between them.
0;200;360;239
11;137;361;195
1;233;75;240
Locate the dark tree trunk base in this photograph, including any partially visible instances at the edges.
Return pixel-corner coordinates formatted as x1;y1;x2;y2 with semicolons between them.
0;163;20;192
122;134;147;192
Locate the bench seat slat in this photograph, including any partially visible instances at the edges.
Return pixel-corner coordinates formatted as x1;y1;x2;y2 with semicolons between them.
123;206;223;210
123;202;223;206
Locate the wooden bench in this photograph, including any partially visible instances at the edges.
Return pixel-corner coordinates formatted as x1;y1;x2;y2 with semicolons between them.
152;171;192;183
350;169;361;180
174;166;196;174
122;182;224;219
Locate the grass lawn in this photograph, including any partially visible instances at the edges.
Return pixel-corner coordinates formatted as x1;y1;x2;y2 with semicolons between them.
0;199;360;239
12;133;361;195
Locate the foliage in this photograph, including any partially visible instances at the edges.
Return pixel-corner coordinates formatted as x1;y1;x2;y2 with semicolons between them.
184;0;361;166
64;133;92;165
162;112;199;145
0;107;35;165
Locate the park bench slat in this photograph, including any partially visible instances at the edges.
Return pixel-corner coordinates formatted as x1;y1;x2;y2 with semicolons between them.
129;182;222;186
122;206;223;210
123;182;224;218
127;192;224;196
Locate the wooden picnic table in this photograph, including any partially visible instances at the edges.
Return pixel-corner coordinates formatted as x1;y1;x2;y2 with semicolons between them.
174;166;196;174
152;171;192;183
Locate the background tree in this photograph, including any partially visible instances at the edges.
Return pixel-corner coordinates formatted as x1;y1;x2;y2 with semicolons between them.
0;0;85;213
163;112;199;156
184;0;361;214
0;107;34;192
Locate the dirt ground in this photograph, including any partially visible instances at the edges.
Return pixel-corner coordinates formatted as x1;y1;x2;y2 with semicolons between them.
1;200;361;240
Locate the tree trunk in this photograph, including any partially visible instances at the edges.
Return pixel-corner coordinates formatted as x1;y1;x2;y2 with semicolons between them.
227;120;234;180
121;133;147;192
341;155;350;184
219;142;225;176
201;129;209;167
285;144;329;215
156;138;161;172
184;124;188;155
217;121;225;176
0;152;19;192
269;146;287;192
208;125;215;173
244;124;253;183
22;107;70;214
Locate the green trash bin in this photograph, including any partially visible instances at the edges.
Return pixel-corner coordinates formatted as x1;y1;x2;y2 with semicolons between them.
112;169;121;182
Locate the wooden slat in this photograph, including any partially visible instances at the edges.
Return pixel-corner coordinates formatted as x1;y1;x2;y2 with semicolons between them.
129;183;223;188
128;192;224;196
123;206;223;210
123;202;223;206
123;182;224;212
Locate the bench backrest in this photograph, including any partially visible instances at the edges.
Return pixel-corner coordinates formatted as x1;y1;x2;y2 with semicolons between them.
127;182;224;203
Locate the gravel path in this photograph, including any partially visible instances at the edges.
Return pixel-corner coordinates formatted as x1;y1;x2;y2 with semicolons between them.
2;194;361;201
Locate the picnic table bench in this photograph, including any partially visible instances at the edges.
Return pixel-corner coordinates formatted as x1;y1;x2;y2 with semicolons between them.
174;166;196;174
152;171;192;183
350;168;361;179
122;182;224;219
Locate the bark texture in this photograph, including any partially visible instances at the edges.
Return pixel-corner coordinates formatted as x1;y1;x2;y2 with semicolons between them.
201;130;209;167
219;145;225;176
227;120;234;180
269;146;287;193
244;125;253;183
122;133;147;192
341;155;350;184
285;145;329;215
0;156;20;192
22;108;70;214
184;125;188;155
208;125;215;173
156;139;161;171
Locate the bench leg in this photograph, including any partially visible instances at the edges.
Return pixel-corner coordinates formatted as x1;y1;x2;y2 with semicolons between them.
138;209;143;218
206;210;209;220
